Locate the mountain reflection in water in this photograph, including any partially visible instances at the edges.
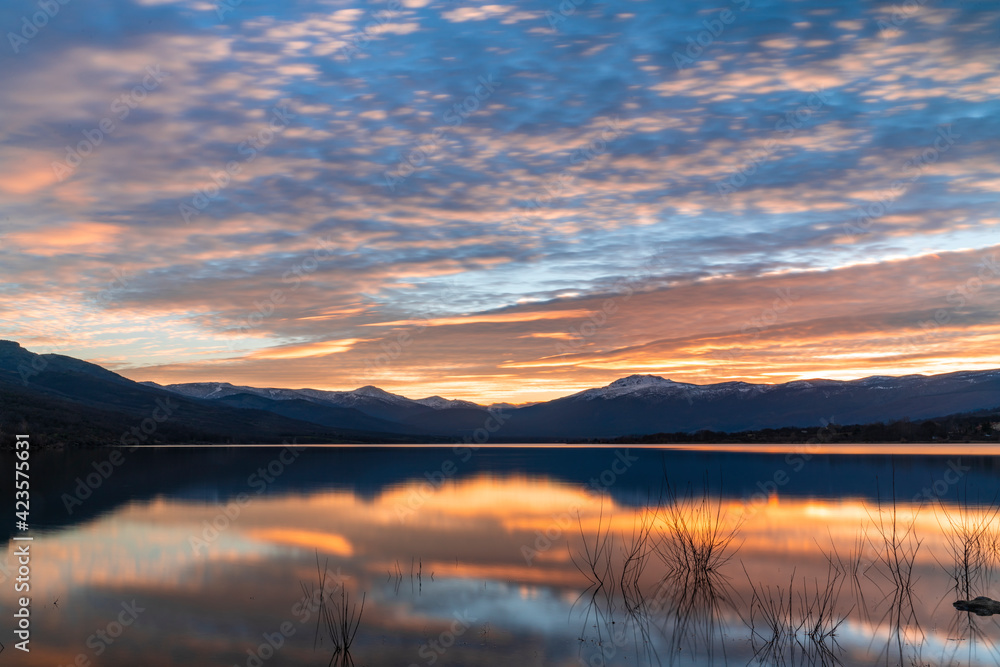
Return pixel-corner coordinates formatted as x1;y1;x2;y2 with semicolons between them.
2;445;1000;666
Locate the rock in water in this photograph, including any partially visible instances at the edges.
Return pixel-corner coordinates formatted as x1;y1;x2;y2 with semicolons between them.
954;596;1000;616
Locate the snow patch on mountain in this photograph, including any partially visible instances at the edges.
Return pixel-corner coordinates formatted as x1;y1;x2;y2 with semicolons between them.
353;385;397;399
162;382;420;407
571;374;696;400
569;375;783;401
416;395;481;410
162;382;242;399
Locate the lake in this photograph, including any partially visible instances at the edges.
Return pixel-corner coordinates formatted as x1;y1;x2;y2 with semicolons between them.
3;444;1000;666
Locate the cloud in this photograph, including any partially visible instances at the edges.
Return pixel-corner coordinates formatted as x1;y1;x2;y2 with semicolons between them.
6;222;121;256
247;339;361;359
442;5;513;22
0;0;997;401
361;309;593;328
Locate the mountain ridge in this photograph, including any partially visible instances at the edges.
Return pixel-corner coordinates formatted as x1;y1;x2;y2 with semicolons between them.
154;369;1000;407
3;340;999;443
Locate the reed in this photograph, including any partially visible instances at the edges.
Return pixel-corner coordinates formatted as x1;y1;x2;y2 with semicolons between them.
865;472;921;596
933;492;1000;599
619;506;657;612
743;563;848;665
647;478;743;664
656;478;743;580
820;525;870;623
569;503;617;596
933;493;1000;665
301;551;366;666
320;585;366;663
864;472;924;666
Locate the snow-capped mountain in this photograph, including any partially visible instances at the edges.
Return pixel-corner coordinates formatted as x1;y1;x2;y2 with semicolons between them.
24;341;996;442
570;374;766;401
414;395;481;410
152;381;455;422
152;380;402;404
156;382;482;411
146;369;1000;439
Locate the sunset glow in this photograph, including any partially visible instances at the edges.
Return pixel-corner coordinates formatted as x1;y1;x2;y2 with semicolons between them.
1;0;997;403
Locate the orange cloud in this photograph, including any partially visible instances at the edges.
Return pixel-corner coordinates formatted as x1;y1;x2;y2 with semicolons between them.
248;338;360;359
362;309;593;328
118;245;1000;403
0;149;61;195
7;222;120;256
247;528;354;556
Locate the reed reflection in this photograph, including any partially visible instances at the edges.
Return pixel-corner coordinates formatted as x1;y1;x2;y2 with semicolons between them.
5;468;1000;666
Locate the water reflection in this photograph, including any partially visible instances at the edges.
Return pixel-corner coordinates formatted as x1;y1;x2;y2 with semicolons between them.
1;448;999;666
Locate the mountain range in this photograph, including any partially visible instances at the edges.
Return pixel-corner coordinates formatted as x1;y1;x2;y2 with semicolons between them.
2;339;999;444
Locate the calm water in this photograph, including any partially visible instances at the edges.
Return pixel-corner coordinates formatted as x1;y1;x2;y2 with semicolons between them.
3;445;1000;666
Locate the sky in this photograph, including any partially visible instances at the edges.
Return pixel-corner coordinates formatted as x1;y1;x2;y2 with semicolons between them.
0;0;998;404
